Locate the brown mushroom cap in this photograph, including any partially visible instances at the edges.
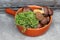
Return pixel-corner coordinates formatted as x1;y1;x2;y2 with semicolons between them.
48;8;53;16
35;12;45;21
43;7;49;17
23;7;32;12
40;17;48;25
37;23;42;28
46;16;50;23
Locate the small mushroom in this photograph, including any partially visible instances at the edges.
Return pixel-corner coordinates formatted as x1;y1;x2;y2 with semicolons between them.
23;7;32;12
48;8;53;16
35;12;45;21
41;17;48;25
46;17;50;22
37;23;42;28
43;7;49;17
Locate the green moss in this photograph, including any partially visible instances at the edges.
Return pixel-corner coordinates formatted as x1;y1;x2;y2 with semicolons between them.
15;11;39;28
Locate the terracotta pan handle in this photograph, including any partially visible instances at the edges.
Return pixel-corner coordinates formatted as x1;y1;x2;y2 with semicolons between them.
5;8;16;16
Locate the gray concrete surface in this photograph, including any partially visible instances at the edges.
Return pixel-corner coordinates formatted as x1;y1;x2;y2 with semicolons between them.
0;10;60;40
0;0;57;7
0;0;60;8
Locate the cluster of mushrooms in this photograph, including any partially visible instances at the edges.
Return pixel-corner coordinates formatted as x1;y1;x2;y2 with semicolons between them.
20;6;53;28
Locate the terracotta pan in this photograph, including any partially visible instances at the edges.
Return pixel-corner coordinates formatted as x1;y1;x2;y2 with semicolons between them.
5;5;52;37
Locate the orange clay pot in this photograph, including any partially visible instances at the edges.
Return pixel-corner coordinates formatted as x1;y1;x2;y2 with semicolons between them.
5;5;52;37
